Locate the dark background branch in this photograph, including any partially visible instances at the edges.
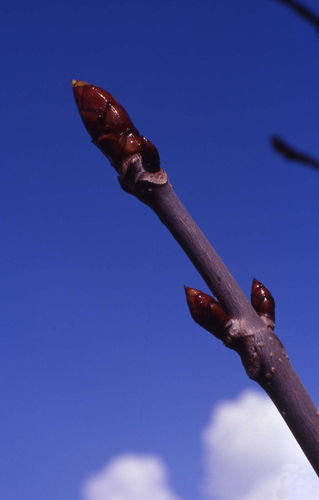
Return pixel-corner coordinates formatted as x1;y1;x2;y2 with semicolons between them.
271;0;319;32
271;135;319;171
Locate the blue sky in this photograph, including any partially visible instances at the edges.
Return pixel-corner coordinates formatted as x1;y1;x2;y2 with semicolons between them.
1;0;319;499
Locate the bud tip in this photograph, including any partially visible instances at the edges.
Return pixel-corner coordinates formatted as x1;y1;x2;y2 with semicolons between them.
71;79;89;88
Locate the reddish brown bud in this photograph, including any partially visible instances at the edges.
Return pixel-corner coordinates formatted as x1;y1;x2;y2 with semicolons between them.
251;278;275;327
71;80;160;172
184;286;230;339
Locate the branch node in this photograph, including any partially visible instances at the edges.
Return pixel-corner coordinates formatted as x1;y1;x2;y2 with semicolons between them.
118;155;168;196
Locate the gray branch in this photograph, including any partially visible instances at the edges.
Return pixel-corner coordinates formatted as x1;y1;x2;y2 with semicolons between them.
72;79;319;476
119;154;319;475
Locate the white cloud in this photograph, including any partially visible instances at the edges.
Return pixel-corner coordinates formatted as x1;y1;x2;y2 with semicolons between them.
201;389;319;500
82;453;182;500
82;390;319;500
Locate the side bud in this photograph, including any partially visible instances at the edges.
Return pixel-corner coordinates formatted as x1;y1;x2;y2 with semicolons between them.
251;278;275;330
184;286;230;340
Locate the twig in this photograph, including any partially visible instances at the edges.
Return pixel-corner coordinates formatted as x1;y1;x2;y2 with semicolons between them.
72;80;319;476
271;0;319;33
271;135;319;171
